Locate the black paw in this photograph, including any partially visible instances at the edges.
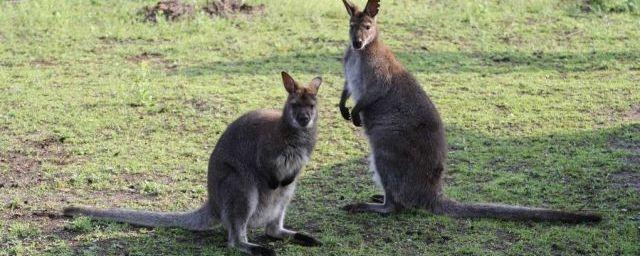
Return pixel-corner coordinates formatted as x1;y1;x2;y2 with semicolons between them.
370;194;384;203
293;233;322;247
351;111;362;127
280;174;297;187
267;178;279;190
250;245;276;256
340;106;351;120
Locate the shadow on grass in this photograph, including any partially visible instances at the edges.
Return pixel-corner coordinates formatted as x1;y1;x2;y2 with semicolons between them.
54;123;638;254
291;122;640;241
62;225;230;255
179;50;640;76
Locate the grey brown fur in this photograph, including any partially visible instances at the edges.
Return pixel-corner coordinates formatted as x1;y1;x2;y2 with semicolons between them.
64;72;323;256
339;0;601;223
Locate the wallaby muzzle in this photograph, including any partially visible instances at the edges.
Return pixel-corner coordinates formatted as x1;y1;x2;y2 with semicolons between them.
352;39;363;49
295;114;311;127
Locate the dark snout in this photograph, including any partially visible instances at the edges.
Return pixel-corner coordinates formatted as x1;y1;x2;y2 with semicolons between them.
296;114;311;127
352;39;363;50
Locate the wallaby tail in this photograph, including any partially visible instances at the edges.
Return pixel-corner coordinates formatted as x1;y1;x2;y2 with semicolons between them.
434;197;601;223
63;201;216;231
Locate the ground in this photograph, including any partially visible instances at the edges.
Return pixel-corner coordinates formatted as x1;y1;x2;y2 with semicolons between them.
0;0;639;255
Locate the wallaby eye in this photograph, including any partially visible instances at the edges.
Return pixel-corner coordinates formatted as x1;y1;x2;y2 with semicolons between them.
365;25;371;30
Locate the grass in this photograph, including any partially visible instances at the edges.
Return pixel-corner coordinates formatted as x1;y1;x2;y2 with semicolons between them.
0;0;639;255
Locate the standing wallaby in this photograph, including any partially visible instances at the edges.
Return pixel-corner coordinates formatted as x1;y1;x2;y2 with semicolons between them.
338;0;601;223
64;72;323;256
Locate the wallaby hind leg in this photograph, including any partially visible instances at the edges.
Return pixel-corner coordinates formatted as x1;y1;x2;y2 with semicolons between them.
219;173;275;256
265;207;321;247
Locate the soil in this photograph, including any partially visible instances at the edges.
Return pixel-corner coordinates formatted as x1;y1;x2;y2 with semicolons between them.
611;171;640;193
138;0;265;22
608;123;640;193
202;0;265;17
126;52;177;72
627;105;640;121
31;59;56;67
139;0;195;23
0;135;72;189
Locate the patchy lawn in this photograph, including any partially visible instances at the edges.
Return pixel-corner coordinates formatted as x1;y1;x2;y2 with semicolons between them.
0;0;639;255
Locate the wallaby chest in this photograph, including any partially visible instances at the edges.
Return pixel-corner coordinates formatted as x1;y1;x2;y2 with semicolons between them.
274;145;310;181
344;48;364;102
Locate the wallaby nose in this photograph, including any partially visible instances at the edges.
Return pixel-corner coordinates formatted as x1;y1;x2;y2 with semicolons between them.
296;115;310;127
352;40;363;49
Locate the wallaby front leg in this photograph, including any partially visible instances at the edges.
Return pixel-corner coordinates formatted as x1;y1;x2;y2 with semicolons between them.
265;209;322;247
350;101;365;127
339;84;351;120
351;91;385;127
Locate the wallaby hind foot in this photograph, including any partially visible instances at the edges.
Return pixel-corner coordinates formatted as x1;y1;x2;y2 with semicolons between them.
343;203;395;215
343;192;402;215
369;194;384;203
264;204;322;247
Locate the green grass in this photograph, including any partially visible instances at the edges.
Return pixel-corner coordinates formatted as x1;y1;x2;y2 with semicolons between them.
1;0;639;255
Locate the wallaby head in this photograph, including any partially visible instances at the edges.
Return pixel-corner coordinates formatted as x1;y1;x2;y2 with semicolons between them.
341;0;380;50
281;71;322;129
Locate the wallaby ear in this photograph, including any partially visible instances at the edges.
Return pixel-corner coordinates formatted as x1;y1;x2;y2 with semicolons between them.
341;0;357;16
364;0;380;17
281;71;297;94
309;77;322;94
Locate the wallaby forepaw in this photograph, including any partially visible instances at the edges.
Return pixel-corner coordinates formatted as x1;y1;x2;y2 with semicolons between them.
370;194;385;203
340;106;351;120
292;233;322;247
351;113;362;127
249;245;276;256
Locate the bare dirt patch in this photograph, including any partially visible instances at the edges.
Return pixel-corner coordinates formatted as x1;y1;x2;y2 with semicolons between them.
202;0;265;17
139;0;195;23
611;172;640;193
126;52;177;72
98;36;136;45
608;124;640;192
0;135;73;188
185;97;222;113
627;105;640;121
0;135;82;245
126;52;164;63
30;59;56;67
98;36;169;45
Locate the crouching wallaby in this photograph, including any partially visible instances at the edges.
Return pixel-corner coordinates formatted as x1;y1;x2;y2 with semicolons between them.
338;0;601;223
64;72;323;256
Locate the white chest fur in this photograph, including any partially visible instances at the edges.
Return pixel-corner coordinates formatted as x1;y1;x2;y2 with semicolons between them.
345;49;363;102
274;147;310;179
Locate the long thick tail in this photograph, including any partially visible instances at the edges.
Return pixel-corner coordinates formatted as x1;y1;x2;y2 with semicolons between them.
434;197;601;223
63;201;216;231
